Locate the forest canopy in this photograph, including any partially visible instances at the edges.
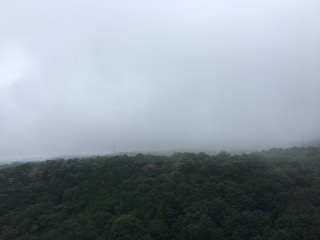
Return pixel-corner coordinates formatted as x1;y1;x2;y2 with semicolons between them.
0;147;320;239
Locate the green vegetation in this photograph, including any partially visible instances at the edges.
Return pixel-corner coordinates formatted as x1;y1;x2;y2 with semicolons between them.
1;147;320;239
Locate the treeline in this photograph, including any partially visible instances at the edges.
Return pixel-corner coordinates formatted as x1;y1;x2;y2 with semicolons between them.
0;147;320;239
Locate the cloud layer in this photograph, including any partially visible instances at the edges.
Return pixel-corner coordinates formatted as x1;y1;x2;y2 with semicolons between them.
1;0;320;159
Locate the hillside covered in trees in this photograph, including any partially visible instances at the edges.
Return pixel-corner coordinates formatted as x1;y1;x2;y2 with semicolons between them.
0;147;320;239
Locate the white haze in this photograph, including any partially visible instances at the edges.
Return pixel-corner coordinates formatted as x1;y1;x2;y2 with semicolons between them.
1;0;320;160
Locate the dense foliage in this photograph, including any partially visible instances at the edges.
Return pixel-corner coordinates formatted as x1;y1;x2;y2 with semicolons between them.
0;147;320;239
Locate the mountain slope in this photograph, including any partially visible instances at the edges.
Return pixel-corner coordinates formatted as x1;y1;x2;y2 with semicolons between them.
0;147;320;239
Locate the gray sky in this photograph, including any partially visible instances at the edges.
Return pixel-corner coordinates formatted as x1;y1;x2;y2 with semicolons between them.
1;0;320;160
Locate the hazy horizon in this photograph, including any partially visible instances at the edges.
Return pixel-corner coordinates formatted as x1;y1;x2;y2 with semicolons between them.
1;1;320;161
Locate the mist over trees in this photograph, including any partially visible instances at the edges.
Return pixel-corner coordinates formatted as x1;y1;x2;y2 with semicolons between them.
2;2;319;238
1;147;319;239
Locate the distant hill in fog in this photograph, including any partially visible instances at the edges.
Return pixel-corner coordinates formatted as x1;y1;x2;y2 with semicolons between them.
300;139;320;147
2;140;320;164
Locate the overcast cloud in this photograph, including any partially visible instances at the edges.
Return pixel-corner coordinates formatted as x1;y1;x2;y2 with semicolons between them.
1;0;320;160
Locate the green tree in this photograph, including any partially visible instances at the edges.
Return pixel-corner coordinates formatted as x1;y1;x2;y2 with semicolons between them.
110;214;144;240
